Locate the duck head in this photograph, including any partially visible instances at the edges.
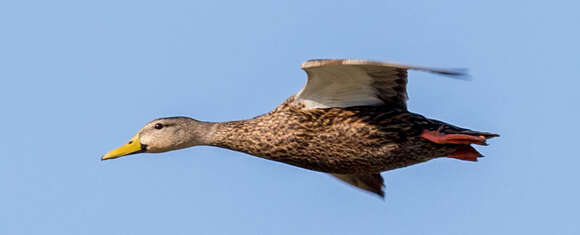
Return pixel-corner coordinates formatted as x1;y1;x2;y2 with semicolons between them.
102;117;212;160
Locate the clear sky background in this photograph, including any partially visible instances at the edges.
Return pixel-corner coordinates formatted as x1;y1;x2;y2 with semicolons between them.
1;0;579;234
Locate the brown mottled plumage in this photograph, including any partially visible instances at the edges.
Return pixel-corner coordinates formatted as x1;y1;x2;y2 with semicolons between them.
102;59;499;198
213;96;465;173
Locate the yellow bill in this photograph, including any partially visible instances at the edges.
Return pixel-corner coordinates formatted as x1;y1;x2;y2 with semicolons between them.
102;134;143;160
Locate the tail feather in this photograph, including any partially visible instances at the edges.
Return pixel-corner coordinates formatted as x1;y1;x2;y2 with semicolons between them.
455;130;500;139
427;120;499;140
422;121;498;162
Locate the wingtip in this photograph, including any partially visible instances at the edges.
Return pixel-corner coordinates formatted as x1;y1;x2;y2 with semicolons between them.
301;59;471;79
429;68;470;80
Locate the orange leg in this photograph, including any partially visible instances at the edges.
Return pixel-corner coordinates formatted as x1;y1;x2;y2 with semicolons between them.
448;145;481;161
420;128;487;146
421;127;486;161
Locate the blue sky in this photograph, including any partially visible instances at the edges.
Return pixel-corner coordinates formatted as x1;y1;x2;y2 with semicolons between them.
1;0;579;234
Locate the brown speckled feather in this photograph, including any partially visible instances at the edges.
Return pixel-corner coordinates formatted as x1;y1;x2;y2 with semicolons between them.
206;60;496;197
212;97;467;174
208;95;497;197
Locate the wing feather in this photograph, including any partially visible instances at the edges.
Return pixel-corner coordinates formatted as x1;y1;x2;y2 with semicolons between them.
294;59;466;110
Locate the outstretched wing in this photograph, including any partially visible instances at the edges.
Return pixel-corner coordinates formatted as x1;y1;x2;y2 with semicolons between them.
295;59;466;110
331;173;385;198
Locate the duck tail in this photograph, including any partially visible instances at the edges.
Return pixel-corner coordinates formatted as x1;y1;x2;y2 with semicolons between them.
421;121;499;161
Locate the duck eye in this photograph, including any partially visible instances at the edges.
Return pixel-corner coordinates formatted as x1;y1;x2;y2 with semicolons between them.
154;123;163;129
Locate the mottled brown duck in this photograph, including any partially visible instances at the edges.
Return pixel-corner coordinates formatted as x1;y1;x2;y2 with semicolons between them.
102;59;499;197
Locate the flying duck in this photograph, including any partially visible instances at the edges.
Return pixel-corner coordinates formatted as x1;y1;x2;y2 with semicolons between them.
102;59;499;197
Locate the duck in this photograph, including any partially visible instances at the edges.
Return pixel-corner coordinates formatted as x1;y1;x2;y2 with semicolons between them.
102;59;499;198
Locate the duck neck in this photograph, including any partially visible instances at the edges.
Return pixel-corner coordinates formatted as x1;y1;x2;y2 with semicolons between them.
206;118;272;158
176;119;220;148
